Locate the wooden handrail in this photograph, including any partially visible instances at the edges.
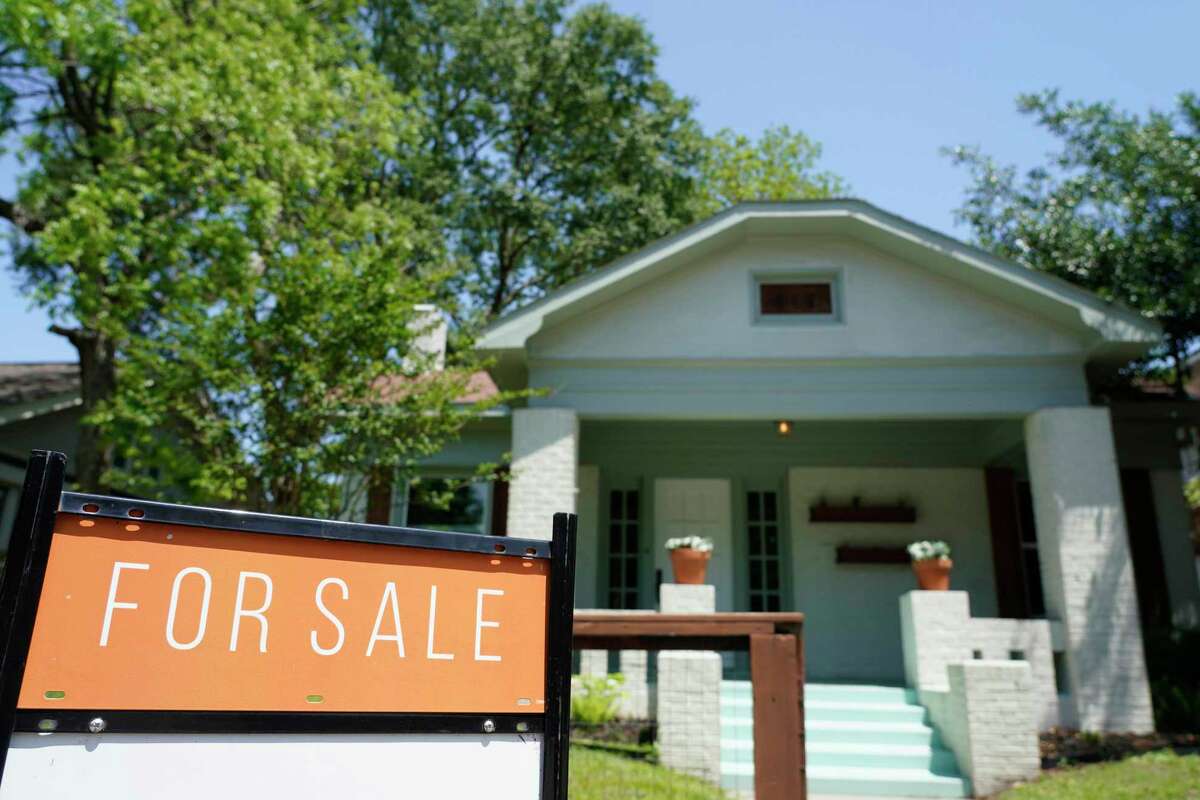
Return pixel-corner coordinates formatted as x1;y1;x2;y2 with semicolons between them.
571;611;806;800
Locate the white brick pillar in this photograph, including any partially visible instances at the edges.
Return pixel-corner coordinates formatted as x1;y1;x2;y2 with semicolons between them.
1025;407;1154;732
507;408;578;541
949;661;1040;797
657;584;721;783
900;590;972;689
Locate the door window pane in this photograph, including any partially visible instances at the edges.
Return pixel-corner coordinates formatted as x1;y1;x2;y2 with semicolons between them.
747;490;784;612
607;488;641;609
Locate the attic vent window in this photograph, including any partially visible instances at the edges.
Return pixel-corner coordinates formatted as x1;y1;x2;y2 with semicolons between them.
759;282;832;315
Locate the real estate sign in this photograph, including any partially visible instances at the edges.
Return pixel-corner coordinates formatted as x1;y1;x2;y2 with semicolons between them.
0;451;576;799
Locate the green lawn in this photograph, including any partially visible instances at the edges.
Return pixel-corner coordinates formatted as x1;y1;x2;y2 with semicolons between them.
999;751;1200;800
569;745;728;799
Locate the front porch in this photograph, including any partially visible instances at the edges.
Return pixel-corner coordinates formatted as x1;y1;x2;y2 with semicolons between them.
500;407;1186;736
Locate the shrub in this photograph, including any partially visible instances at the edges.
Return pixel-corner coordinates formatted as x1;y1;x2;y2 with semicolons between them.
571;673;627;725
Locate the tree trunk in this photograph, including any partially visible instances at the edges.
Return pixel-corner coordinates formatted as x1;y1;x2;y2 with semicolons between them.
55;326;117;492
1173;339;1190;398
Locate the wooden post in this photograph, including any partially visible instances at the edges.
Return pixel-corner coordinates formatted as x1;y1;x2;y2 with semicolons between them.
750;633;803;800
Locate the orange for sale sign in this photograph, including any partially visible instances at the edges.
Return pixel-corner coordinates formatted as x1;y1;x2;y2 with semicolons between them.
18;513;549;714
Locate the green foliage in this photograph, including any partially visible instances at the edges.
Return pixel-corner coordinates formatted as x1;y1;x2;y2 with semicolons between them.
1;0;842;509
569;744;729;800
998;751;1200;800
571;673;626;725
949;91;1200;389
365;0;706;321
0;0;495;514
696;125;848;216
1184;477;1200;509
364;2;845;323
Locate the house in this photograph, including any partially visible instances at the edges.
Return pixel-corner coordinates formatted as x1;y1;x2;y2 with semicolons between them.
4;200;1199;751
0;362;80;539
386;200;1200;743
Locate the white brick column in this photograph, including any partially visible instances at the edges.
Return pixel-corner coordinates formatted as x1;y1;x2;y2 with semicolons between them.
507;408;578;541
657;584;721;783
901;590;1060;730
923;661;1040;797
1025;407;1154;732
900;590;972;690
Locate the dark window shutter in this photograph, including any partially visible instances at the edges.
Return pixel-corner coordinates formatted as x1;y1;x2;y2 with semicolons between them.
985;467;1029;618
1120;469;1171;630
489;476;509;536
365;469;392;525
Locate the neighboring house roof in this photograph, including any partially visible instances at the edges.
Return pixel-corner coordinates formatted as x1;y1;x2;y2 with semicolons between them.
0;362;79;406
0;362;82;425
0;361;498;425
477;199;1161;359
372;370;501;405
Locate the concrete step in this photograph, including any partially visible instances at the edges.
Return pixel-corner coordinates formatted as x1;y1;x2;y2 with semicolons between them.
805;699;928;724
808;765;971;798
720;697;928;725
803;683;918;705
719;680;968;798
807;741;960;773
806;719;939;747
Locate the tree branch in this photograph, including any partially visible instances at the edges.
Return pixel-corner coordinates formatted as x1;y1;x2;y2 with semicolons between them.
0;197;46;233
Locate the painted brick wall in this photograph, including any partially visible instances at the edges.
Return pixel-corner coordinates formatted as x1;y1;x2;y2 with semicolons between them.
656;583;721;782
921;661;1040;797
1025;407;1155;732
901;591;1059;730
657;651;722;782
506;408;578;541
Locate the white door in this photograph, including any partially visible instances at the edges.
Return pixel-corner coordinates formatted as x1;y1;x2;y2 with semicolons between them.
654;479;733;611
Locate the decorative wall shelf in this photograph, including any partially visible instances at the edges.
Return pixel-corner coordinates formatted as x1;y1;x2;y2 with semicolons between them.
835;545;910;565
809;502;916;524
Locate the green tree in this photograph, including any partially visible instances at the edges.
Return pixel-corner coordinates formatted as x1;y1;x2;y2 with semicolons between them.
696;124;848;216
365;1;848;323
364;0;707;322
0;0;493;514
949;91;1200;393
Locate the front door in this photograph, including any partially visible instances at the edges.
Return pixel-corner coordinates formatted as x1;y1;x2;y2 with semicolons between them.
654;479;733;610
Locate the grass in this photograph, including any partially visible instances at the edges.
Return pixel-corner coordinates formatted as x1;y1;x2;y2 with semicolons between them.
569;744;728;799
999;751;1200;800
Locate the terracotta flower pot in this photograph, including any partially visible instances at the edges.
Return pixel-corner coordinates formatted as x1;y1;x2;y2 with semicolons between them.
913;557;953;591
669;547;711;585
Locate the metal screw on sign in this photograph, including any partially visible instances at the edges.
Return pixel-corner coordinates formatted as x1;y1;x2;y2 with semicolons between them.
482;719;496;733
88;718;106;734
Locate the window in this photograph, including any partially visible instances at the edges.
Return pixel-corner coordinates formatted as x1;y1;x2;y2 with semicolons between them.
759;282;832;315
607;489;640;609
746;490;783;612
753;270;841;324
403;477;491;534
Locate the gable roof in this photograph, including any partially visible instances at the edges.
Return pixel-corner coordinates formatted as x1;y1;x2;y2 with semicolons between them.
477;199;1159;360
0;362;82;426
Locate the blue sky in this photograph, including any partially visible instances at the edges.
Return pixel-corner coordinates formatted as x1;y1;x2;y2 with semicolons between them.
2;0;1196;362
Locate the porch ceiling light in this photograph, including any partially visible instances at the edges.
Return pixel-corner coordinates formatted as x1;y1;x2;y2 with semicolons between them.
776;420;792;437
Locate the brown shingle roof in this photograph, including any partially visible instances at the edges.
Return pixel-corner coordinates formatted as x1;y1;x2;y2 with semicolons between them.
0;362;79;406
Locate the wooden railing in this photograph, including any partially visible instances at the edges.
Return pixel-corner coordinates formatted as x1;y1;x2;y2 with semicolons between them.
572;612;806;800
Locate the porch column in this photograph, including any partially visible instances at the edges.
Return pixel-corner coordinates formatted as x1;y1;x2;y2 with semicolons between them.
507;408;578;541
1025;407;1154;732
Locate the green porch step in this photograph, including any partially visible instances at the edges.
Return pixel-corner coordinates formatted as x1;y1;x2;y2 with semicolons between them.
719;681;970;798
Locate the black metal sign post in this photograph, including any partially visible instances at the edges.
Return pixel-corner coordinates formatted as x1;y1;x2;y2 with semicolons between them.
0;451;66;781
0;450;575;799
